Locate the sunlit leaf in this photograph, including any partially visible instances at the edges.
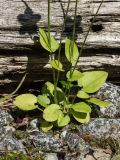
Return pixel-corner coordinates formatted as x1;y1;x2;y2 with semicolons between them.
50;60;64;71
72;110;90;123
72;102;91;113
65;38;79;65
78;71;108;93
13;94;37;110
41;121;53;132
57;112;70;127
77;90;90;99
39;28;59;53
66;70;82;81
88;98;110;107
37;95;50;107
43;104;61;122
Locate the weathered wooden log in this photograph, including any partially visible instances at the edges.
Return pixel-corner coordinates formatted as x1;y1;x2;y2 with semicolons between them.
0;52;120;86
0;0;120;50
0;0;120;89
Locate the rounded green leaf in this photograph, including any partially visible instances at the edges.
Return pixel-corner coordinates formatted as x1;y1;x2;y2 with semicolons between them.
65;39;79;65
72;110;90;123
57;112;70;127
50;60;64;71
37;95;50;107
66;70;82;81
78;71;108;93
43;104;61;122
13;94;37;110
41;121;53;132
39;28;59;53
77;90;90;99
88;98;109;107
72;102;91;113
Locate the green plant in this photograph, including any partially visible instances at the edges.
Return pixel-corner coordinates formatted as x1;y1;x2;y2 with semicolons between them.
13;0;109;132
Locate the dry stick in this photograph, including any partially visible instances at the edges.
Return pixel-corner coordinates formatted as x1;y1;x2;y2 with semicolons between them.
0;74;27;105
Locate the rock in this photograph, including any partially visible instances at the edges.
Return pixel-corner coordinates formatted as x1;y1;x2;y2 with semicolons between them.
84;148;112;160
0;126;25;153
77;118;120;141
93;83;120;118
27;118;40;132
44;153;58;160
30;131;62;152
0;109;25;153
62;131;89;154
61;131;90;160
0;109;13;126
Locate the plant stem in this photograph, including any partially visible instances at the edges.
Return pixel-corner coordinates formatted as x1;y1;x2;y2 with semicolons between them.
71;0;104;75
55;0;71;86
53;0;71;104
48;0;51;47
65;0;78;103
37;107;43;112
70;0;78;77
48;0;57;103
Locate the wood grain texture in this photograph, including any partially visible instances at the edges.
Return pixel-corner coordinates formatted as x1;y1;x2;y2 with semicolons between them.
0;0;120;87
0;53;120;85
0;0;120;49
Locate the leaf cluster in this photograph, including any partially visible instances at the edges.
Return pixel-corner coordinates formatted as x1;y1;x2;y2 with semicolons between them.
13;29;109;132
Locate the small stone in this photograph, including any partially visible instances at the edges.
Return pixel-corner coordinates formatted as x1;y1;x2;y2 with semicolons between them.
93;83;120;118
62;131;89;156
44;153;58;160
0;109;13;126
0;126;25;153
83;148;111;160
30;131;62;152
28;118;39;132
77;118;120;141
